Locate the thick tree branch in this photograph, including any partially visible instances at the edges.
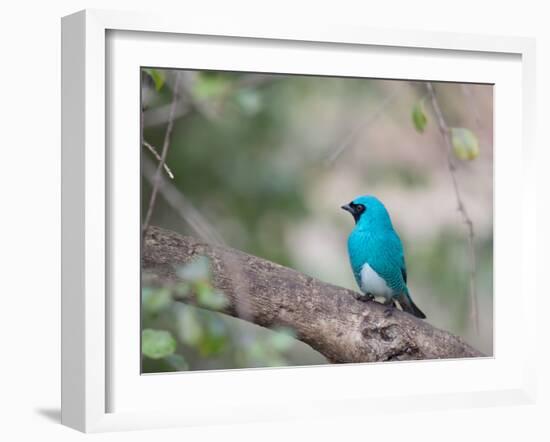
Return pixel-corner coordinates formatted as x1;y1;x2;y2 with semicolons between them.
143;226;484;363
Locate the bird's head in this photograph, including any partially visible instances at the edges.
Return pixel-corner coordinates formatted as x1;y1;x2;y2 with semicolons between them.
341;195;393;229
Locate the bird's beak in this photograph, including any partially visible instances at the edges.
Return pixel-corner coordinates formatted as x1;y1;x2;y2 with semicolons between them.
341;204;354;214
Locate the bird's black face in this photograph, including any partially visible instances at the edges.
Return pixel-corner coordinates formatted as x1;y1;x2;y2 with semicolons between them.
341;201;366;223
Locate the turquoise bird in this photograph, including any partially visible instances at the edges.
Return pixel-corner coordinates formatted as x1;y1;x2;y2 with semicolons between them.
341;195;426;318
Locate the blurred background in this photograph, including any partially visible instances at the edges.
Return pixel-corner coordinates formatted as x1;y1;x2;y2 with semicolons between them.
140;69;493;373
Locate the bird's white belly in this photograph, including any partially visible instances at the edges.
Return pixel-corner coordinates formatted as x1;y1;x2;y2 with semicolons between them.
360;263;393;300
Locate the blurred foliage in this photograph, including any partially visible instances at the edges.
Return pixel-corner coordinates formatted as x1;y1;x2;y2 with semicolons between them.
141;69;494;370
142;328;177;360
143;68;166;92
406;232;492;332
143;72;311;267
141;257;301;373
410;94;480;161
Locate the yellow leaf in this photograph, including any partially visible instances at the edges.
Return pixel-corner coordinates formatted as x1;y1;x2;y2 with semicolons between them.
450;128;480;160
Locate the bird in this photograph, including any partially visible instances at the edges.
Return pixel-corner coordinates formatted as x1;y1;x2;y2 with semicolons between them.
341;195;426;319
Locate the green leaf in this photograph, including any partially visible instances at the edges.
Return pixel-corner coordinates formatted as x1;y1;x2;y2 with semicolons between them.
142;287;172;315
177;306;203;346
176;256;210;282
141;329;177;359
197;317;229;356
197;287;229;311
143;68;166;92
412;99;428;133
450;128;480;160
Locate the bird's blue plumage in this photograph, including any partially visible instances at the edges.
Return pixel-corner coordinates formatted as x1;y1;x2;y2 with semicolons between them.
342;195;426;319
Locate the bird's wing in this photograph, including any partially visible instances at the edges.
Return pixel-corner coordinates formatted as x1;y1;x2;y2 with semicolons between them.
367;230;408;294
389;229;407;284
348;228;407;293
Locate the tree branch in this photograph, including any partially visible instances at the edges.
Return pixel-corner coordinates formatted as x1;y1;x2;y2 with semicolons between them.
142;72;182;237
142;140;175;179
143;226;484;363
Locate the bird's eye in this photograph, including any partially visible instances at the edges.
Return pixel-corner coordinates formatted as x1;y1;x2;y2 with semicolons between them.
356;204;366;213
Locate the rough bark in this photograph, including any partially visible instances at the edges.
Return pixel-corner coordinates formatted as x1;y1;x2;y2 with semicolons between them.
143;226;484;363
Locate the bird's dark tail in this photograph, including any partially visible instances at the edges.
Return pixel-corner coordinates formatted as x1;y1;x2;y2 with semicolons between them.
397;292;426;319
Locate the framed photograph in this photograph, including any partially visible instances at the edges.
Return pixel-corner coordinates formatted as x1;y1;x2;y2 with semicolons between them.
61;9;537;432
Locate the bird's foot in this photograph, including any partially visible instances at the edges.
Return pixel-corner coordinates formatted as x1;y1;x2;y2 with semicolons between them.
383;299;397;317
354;292;375;302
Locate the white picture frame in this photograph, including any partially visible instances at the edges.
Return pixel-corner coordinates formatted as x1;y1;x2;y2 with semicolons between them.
61;9;537;433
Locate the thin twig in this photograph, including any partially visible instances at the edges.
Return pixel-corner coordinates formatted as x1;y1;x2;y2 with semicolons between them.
141;71;278;323
143;100;192;128
141;156;254;321
142;140;175;179
141;155;225;245
324;85;402;166
426;82;479;335
142;72;182;237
